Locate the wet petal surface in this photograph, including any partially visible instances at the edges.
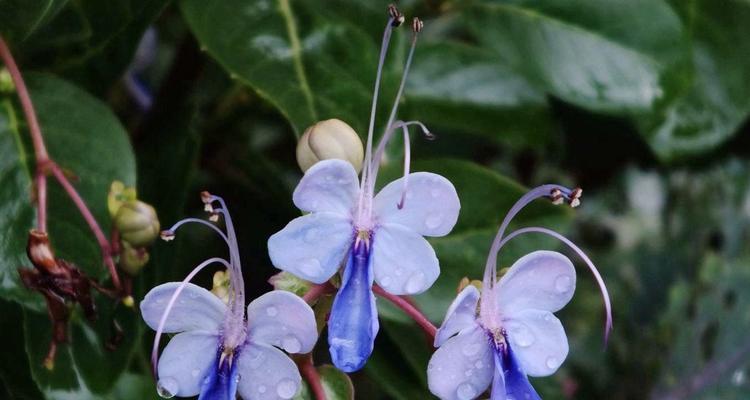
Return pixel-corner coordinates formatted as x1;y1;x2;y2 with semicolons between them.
371;222;440;295
503;309;569;377
157;331;220;397
141;282;226;333
236;343;302;400
268;212;353;283
246;290;318;354
435;285;480;347
427;325;494;400
293;159;359;215
373;172;460;237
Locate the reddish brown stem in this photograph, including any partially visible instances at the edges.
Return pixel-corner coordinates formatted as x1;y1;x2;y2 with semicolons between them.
0;36;122;292
298;354;326;400
302;282;335;304
373;285;437;340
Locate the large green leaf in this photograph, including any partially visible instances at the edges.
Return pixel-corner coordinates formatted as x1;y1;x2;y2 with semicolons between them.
14;0;170;94
181;0;555;146
0;73;137;395
467;0;688;113
637;0;750;161
0;0;69;42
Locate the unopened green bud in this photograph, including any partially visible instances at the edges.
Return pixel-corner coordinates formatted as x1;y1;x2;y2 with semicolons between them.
268;271;313;297
108;181;137;218
296;119;364;173
0;68;14;94
114;200;160;247
119;241;150;275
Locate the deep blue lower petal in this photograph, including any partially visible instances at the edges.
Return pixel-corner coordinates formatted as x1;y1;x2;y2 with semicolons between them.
497;343;541;400
328;241;379;372
490;350;506;400
198;349;239;400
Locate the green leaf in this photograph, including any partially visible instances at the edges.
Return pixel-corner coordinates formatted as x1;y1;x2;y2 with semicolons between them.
16;0;170;93
295;364;355;400
404;41;552;146
636;0;750;160
654;255;750;399
467;0;688;113
0;0;69;42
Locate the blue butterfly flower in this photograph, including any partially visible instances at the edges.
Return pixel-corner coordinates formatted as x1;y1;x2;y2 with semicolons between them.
141;193;318;399
428;185;612;400
268;8;460;373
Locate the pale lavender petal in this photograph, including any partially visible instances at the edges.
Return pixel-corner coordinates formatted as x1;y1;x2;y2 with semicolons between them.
157;331;219;397
293;159;359;215
373;172;459;237
427;325;494;400
503;309;569;377
496;250;576;315
268;212;353;283
371;222;439;295
141;282;226;333
236;343;302;400
435;285;480;347
246;290;318;354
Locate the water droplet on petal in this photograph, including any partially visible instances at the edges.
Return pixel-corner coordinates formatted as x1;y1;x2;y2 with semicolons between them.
405;272;426;294
300;258;323;276
508;321;535;348
430;188;441;198
394;267;404;276
245;347;266;369
474;360;483;369
381;276;393;288
191;369;200;378
156;377;179;398
304;228;319;243
554;275;572;293
464;369;473;377
282;335;302;353
425;213;443;230
546;356;560;370
276;379;298;399
188;291;198;299
258;385;267;393
462;342;481;357
266;306;278;317
456;382;477;400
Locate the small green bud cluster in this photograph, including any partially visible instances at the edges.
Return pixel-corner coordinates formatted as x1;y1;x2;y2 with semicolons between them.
109;181;160;275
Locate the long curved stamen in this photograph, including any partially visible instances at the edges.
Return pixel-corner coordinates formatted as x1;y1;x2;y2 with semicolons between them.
150;257;232;377
358;6;401;223
161;218;230;245
482;185;582;290
364;18;424;207
495;226;613;344
201;193;245;319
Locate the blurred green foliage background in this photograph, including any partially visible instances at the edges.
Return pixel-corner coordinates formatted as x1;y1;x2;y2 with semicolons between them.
1;0;750;399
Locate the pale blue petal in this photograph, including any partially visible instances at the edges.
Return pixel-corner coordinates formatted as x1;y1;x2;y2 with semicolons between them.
236;343;302;400
246;290;318;353
435;285;480;347
371;223;439;295
498;344;541;400
373;172;460;237
427;325;494;400
198;355;238;400
268;212;353;283
328;243;378;372
502;309;569;377
141;282;226;333
157;331;219;397
496;250;576;315
293;159;359;215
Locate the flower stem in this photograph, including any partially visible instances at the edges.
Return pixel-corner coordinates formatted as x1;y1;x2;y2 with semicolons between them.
297;354;327;400
302;282;335;304
0;36;122;292
373;285;437;340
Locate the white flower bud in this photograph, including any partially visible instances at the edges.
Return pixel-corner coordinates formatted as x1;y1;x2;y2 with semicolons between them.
296;119;364;173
